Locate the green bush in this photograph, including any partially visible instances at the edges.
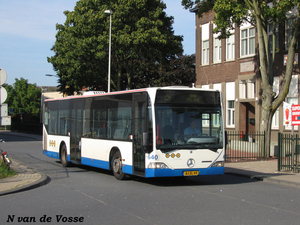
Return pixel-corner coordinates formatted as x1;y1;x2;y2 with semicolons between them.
0;160;16;179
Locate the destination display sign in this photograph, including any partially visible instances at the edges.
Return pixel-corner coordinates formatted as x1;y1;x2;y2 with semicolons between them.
155;90;220;105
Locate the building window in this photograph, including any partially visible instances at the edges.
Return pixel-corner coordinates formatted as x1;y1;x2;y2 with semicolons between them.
247;79;255;99
241;27;255;57
268;22;279;52
202;23;210;65
226;82;235;127
227;100;235;127
202;40;209;65
272;110;279;129
213;38;221;63
285;17;297;50
226;33;235;60
239;79;255;99
239;80;246;99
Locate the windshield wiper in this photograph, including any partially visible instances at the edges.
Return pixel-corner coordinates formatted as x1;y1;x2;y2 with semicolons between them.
208;148;219;152
158;146;182;152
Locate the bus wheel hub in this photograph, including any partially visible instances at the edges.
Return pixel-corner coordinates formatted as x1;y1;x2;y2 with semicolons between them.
113;158;121;173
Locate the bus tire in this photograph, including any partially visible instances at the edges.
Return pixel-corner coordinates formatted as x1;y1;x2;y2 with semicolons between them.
112;151;126;180
60;144;70;167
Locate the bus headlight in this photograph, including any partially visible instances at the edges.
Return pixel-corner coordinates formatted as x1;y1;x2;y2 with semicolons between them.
148;162;169;169
211;161;224;167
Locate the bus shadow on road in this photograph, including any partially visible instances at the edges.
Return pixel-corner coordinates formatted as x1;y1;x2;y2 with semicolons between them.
131;173;259;187
58;162;261;187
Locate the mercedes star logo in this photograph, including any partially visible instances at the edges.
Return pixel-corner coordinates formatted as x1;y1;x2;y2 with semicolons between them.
187;158;195;168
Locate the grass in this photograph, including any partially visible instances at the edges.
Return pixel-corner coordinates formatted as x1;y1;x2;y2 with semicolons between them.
0;161;16;179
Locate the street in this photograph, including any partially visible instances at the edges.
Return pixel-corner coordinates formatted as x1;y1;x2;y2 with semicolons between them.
0;133;299;225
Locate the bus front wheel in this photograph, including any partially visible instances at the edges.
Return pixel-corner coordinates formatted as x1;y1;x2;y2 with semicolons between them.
60;144;70;167
112;151;126;180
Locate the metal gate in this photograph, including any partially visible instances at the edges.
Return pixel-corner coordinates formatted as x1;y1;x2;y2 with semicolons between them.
225;131;266;162
278;133;300;172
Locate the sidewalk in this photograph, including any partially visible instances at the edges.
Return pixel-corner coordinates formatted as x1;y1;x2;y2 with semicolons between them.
0;131;300;196
0;159;49;196
0;131;49;196
225;160;300;188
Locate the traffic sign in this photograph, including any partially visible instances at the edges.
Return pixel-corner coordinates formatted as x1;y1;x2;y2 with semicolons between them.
0;86;7;104
0;116;11;126
0;68;7;85
1;104;8;116
291;104;300;125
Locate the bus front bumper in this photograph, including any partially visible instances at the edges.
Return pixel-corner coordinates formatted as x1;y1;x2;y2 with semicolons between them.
145;166;224;178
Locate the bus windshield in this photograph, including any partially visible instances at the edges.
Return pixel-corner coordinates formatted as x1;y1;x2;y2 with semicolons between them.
155;90;223;151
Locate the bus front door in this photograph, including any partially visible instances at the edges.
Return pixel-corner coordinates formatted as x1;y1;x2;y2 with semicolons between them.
70;100;83;163
133;93;147;176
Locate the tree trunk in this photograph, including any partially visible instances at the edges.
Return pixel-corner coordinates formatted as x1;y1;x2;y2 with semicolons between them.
117;66;122;91
253;2;273;157
127;72;132;90
260;97;274;158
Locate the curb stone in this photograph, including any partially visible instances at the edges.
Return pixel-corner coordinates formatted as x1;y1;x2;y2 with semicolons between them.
0;174;50;196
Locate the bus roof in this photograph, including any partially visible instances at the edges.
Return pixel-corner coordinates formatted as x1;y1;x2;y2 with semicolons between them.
44;86;221;102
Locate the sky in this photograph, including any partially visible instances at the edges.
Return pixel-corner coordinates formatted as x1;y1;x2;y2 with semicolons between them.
0;0;196;87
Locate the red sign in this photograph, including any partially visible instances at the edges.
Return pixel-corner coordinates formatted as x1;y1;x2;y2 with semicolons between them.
284;53;298;66
291;104;300;125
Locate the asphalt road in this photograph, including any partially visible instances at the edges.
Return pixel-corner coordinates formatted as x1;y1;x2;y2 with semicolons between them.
0;133;300;225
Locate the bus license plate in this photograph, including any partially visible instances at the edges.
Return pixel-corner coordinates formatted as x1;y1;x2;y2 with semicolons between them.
183;171;199;176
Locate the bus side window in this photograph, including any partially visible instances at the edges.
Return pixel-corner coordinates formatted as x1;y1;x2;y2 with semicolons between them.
98;127;106;138
91;106;107;139
49;109;58;134
44;111;49;131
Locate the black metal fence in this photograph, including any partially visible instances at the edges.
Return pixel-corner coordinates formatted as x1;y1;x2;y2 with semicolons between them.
11;123;42;135
278;133;300;172
225;131;266;162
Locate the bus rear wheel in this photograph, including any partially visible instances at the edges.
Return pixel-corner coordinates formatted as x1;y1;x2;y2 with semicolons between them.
60;144;70;167
112;151;126;180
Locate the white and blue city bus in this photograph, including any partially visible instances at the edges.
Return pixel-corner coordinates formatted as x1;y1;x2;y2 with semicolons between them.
43;87;225;180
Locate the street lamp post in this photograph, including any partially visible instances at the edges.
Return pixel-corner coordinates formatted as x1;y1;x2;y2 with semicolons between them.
45;74;55;77
46;74;68;97
104;10;113;93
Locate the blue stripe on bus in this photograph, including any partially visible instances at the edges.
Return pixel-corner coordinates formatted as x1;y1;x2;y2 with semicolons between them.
145;166;224;178
81;157;135;175
81;157;110;170
42;151;224;178
122;164;133;174
43;150;71;161
81;158;133;175
43;150;59;159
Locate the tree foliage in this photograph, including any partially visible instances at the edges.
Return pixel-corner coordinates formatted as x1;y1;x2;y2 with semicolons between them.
48;0;184;95
151;54;196;87
3;78;41;116
182;0;300;154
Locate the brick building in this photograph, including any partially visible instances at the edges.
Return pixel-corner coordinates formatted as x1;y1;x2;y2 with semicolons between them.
190;6;300;154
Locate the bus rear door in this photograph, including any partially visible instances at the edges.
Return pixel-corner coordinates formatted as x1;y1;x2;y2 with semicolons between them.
132;92;148;176
70;100;84;163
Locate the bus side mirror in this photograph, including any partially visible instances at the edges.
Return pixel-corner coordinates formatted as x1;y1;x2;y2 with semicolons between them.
143;132;149;147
